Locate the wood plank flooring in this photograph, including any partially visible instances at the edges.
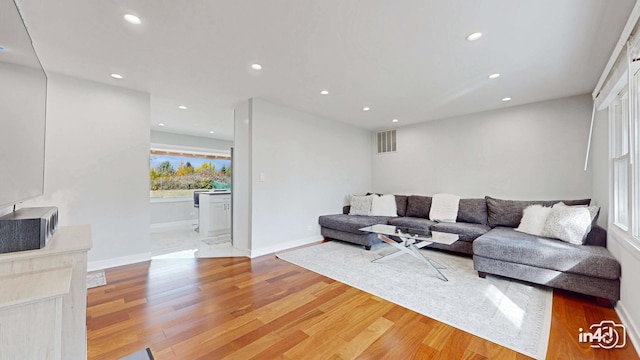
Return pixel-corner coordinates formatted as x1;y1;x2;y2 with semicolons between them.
86;253;638;359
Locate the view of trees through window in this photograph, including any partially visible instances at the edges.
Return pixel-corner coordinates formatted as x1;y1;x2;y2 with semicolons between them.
150;150;231;198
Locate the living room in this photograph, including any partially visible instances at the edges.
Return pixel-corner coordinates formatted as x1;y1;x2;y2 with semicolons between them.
1;0;640;358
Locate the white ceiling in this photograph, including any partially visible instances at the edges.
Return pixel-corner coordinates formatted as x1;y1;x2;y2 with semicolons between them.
13;0;637;141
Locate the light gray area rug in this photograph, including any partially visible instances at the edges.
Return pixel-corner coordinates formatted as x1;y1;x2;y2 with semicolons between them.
87;270;107;289
277;241;553;359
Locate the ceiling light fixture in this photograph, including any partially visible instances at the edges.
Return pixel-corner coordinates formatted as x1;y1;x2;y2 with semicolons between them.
209;131;215;134
178;105;187;110
251;63;262;70
466;32;482;41
320;90;329;95
489;73;500;79
110;73;123;79
124;14;142;25
158;123;165;127
392;119;399;123
502;97;512;102
363;107;370;111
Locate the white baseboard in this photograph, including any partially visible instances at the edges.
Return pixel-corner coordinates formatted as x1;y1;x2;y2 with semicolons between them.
88;252;152;272
250;235;323;258
616;300;640;356
150;219;196;230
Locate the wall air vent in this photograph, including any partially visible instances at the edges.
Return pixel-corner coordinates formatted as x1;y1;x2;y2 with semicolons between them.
376;129;397;154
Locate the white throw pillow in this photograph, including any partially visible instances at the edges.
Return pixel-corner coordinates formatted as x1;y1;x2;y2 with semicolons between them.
541;203;592;245
554;202;600;224
516;204;552;236
371;194;398;217
429;193;460;223
349;195;374;216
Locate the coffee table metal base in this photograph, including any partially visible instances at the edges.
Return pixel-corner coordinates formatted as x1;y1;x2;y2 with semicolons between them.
373;234;449;281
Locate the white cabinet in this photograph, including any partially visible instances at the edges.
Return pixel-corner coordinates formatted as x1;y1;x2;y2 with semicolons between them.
0;225;92;360
199;192;231;237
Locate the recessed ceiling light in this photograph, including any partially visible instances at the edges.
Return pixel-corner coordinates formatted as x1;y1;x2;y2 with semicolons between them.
158;123;165;127
251;63;262;70
363;107;370;111
320;90;329;95
489;73;500;79
502;97;512;102
110;73;123;79
124;14;142;25
392;119;399;123
466;32;483;41
209;130;215;134
178;105;187;110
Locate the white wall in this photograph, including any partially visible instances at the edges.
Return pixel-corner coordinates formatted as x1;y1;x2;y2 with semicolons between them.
590;109;610;228
150;199;196;226
247;99;372;256
372;94;593;200
24;74;151;268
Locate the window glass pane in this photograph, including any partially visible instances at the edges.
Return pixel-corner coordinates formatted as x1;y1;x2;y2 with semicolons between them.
614;158;629;229
622;93;629;155
149;152;231;198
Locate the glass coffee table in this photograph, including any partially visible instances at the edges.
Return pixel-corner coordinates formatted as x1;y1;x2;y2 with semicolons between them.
359;224;459;281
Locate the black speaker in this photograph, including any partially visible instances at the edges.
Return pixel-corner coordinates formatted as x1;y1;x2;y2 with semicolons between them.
0;207;58;254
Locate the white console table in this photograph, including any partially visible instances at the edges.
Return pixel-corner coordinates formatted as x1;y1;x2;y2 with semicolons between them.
0;225;92;360
198;192;231;238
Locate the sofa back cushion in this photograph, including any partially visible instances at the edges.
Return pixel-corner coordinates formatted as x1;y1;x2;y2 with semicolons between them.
485;196;591;228
405;195;432;218
457;198;488;225
395;195;408;217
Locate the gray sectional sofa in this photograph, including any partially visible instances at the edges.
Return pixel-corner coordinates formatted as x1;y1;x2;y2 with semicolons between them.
318;195;621;301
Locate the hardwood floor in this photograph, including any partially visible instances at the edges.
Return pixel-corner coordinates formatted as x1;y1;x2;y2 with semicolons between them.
87;254;638;360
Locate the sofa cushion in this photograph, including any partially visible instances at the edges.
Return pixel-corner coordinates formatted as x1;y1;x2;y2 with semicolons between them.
395;195;408;217
430;222;490;243
405;195;432;218
387;217;436;234
457;198;488;225
319;214;391;234
485;196;591;228
473;227;620;279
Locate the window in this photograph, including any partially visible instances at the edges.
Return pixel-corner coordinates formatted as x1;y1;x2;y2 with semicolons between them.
149;150;231;198
611;89;630;230
610;67;640;243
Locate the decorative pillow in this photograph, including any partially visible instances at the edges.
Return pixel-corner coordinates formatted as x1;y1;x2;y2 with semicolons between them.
515;205;552;236
349;195;374;216
429;193;460;223
371;194;398;217
554;202;600;224
541;204;592;245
